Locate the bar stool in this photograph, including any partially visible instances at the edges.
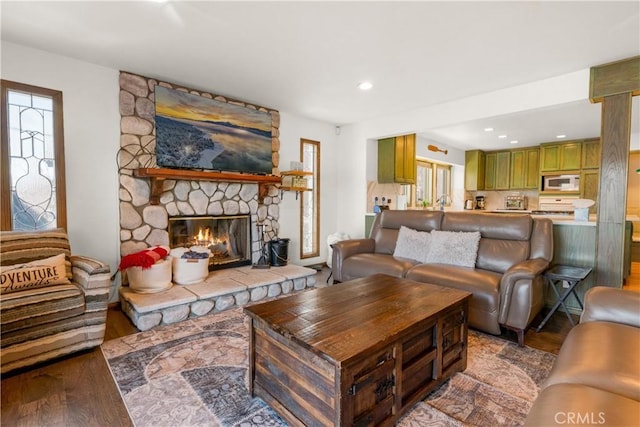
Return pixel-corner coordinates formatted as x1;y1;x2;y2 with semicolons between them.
536;264;593;332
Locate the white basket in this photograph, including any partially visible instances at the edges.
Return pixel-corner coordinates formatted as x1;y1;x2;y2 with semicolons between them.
172;257;209;285
127;258;173;293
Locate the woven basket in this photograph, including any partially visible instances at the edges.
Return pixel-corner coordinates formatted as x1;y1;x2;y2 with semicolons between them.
127;258;172;293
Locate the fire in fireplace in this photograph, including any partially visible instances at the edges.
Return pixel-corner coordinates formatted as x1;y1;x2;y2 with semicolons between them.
168;215;251;270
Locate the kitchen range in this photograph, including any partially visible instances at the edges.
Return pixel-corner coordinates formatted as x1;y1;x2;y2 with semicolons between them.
533;195;580;216
485;195;583;218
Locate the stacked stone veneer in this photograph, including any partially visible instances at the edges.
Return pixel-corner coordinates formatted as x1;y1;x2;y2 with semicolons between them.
118;71;282;262
120;265;317;331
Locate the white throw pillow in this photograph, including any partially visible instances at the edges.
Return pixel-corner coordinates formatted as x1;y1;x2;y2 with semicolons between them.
425;230;481;268
393;226;431;262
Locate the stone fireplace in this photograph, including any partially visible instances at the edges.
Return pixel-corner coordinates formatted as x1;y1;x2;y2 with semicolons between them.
115;73;320;332
118;72;281;267
168;214;251;270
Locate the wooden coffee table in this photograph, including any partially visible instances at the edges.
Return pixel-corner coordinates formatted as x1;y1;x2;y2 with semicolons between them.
244;273;471;427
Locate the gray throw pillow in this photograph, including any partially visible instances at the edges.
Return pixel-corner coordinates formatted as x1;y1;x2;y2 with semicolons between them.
425;230;481;268
393;226;431;262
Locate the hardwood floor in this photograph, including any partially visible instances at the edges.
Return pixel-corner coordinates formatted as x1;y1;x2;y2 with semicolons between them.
624;261;640;292
2;265;638;426
1;306;136;427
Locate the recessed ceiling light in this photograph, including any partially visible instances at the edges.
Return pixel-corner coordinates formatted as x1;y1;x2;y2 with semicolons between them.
498;135;507;139
510;140;519;144
556;134;567;139
357;81;373;91
484;127;494;132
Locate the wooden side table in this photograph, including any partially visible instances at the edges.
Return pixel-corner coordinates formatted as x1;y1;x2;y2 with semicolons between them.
536;265;593;332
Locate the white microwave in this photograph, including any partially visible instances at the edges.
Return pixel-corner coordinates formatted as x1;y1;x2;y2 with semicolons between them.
543;174;580;192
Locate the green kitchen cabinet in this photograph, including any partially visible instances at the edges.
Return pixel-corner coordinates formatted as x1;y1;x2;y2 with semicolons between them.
524;148;540;188
581;139;601;169
539;144;560;171
495;151;511;189
581;169;599;214
465;150;485;191
540;142;582;172
510;148;539;189
484;151;510;190
378;134;416;184
484;152;497;190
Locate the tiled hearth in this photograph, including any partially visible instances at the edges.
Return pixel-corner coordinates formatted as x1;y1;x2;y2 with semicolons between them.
120;265;316;331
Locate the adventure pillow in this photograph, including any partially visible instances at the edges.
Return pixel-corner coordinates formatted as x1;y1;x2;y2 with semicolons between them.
0;253;71;294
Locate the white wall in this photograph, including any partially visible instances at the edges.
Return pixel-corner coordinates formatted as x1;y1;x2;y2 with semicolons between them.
415;136;465;166
334;124;370;239
1;41;122;299
278;112;339;267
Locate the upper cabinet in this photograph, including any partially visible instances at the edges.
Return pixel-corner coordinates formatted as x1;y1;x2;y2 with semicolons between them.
581;139;601;169
378;134;416;184
581;170;599;214
464;150;485;191
539;142;582;172
495;151;511;189
510;147;540;189
484;152;497;190
466;148;537;191
465;139;600;193
484;151;510;190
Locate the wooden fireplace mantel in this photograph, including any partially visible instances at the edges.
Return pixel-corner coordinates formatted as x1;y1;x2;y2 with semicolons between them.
133;168;282;205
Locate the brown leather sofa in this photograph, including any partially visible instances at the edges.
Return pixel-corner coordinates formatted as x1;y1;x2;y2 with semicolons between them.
331;210;553;345
525;287;640;426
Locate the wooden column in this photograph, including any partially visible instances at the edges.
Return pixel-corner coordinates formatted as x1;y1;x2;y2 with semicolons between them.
596;93;632;286
590;56;639;287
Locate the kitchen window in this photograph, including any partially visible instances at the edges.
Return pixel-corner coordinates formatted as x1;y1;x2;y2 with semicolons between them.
1;80;67;231
410;160;451;208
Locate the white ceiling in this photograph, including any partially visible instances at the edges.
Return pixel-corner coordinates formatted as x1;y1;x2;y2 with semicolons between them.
1;1;639;151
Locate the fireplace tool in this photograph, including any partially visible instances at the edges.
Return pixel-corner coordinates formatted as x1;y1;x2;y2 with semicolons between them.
252;223;271;269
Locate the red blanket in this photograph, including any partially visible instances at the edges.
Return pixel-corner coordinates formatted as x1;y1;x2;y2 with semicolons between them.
119;247;168;270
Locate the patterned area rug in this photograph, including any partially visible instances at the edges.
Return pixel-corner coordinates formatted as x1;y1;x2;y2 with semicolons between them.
102;308;556;427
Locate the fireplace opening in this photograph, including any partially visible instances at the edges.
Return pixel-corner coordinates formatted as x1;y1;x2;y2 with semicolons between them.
168;215;251;270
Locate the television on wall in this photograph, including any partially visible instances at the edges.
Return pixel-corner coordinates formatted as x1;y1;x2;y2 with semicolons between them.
154;86;273;175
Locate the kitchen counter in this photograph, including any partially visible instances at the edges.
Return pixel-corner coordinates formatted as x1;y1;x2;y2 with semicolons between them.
469;209;597;225
481;209;599;225
368;210;598;226
546;219;596;226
